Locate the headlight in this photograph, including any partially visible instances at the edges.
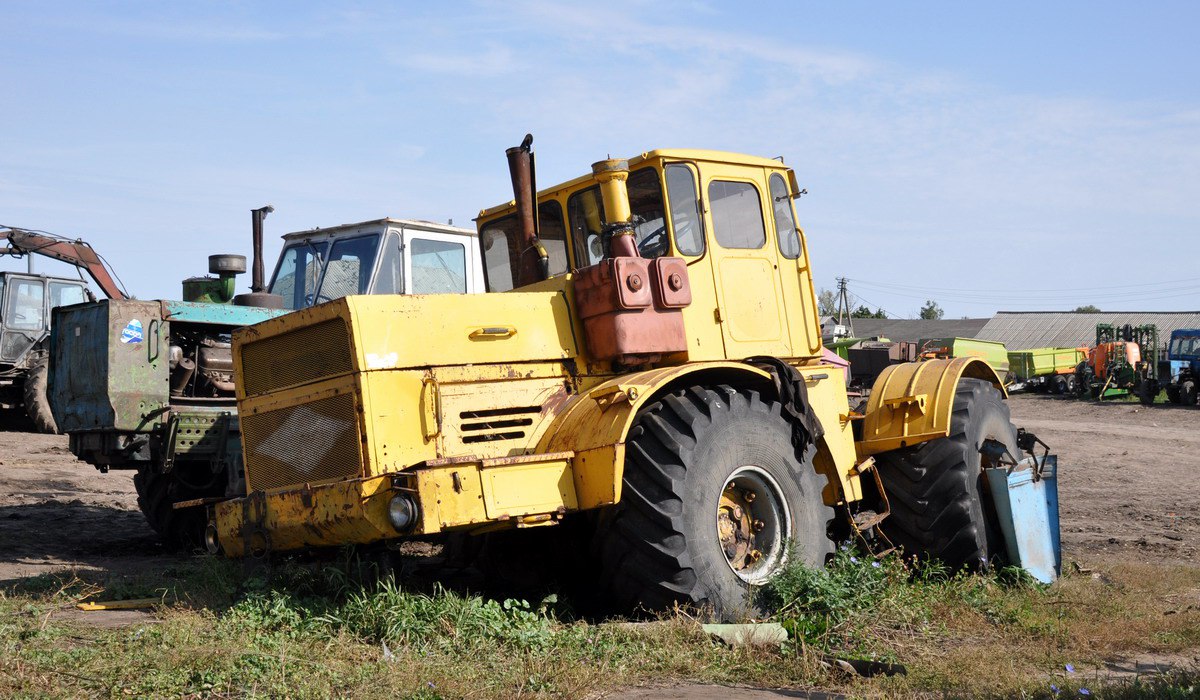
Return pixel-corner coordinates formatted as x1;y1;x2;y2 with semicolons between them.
388;494;418;533
204;522;221;555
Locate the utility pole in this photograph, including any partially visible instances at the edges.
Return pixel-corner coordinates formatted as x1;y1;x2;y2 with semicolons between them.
834;276;854;338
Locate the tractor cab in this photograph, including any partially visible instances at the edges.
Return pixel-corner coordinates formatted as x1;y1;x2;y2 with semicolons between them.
475;149;823;366
0;272;89;408
269;219;482;311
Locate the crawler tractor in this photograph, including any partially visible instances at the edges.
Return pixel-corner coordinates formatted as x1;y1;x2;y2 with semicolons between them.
211;139;1046;619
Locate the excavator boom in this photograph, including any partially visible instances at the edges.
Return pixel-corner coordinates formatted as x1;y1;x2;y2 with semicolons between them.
1;228;127;300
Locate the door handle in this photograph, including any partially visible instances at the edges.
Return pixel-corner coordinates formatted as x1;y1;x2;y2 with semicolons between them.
469;326;517;340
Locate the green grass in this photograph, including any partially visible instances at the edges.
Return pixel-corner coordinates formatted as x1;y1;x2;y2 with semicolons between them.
0;550;1197;698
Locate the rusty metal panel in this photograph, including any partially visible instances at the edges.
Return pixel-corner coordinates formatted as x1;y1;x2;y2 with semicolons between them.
50;300;169;433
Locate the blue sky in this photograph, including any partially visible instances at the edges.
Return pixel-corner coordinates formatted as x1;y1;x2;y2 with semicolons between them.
3;1;1198;317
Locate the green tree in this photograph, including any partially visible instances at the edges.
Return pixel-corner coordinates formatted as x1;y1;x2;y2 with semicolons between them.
851;305;887;319
1074;304;1101;313
818;288;836;316
919;299;944;320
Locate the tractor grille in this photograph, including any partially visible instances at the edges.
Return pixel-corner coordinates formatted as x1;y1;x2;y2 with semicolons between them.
241;392;363;492
241;319;353;397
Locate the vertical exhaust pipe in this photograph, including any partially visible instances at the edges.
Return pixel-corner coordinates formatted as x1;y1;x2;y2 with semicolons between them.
233;205;284;308
250;205;273;294
506;134;549;286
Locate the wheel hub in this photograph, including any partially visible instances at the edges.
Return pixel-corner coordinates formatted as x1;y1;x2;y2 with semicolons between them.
716;466;791;584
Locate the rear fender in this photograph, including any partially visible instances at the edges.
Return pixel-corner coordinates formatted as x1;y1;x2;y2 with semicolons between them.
857;357;1004;457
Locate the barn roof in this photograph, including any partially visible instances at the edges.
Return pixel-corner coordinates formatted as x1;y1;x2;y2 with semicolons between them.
846;318;990;343
976;312;1200;350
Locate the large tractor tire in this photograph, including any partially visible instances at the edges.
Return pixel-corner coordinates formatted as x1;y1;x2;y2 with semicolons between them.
1138;379;1158;406
593;385;834;621
1181;380;1197;406
876;378;1016;571
1050;375;1067;395
133;466;211;551
22;356;59;434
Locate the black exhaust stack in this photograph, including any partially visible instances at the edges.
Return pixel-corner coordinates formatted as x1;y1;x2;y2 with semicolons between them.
233;205;284;308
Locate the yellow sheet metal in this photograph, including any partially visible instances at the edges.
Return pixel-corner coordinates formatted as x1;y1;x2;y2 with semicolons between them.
857;357;1004;456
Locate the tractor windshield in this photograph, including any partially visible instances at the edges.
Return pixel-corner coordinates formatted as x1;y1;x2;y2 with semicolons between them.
314;235;381;304
271;240;330;310
480;202;568;292
1170;334;1200;358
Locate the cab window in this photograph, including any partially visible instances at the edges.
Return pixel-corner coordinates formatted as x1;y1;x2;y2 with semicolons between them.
666;164;704;257
769;173;801;259
411;238;467;294
315;235;380;303
627;168;670;259
708;180;766;250
568;186;606;268
479;200;568;293
50;281;87;308
372;234;403;295
271;240;329;309
539;201;569;276
6;279;44;330
569;168;671;266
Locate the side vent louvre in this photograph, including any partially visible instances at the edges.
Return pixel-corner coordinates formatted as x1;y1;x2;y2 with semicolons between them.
459;406;540;444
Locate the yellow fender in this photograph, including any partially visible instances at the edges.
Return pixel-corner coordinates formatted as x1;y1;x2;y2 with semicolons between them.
536;361;850;510
858;357;1005;457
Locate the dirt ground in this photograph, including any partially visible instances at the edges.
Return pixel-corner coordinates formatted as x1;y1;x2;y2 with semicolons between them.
1;393;1196;585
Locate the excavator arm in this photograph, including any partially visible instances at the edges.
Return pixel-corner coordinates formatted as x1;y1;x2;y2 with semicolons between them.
0;228;128;300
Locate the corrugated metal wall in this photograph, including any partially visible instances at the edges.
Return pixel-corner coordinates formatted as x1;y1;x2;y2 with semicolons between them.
976;312;1200;350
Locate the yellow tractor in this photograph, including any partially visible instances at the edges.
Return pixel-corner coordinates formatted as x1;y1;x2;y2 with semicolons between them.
209;137;1023;619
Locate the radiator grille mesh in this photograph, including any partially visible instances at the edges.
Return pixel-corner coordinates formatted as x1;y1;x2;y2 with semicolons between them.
241;392;362;492
241;319;353;396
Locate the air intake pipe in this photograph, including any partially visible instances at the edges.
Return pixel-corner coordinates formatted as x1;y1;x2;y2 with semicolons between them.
506;134;550;285
591;159;638;258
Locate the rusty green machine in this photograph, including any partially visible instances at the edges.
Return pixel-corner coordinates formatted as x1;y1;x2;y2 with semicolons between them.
50;207;287;547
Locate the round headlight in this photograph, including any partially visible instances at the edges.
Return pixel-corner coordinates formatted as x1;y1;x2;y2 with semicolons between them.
204;522;221;555
388;494;418;532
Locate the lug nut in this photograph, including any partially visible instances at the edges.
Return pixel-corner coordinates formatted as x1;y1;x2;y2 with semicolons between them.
752;519;765;532
743;490;756;503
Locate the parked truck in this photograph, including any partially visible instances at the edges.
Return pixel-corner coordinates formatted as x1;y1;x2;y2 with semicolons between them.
1007;347;1087;394
204;139;1055;620
919;337;1010;379
1;228;128;433
49;211;481;547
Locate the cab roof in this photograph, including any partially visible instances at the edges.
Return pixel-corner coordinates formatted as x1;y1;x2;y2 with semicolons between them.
477;149;791;219
280;218;477;242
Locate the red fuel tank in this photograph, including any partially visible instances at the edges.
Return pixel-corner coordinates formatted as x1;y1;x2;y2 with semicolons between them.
574;256;692;364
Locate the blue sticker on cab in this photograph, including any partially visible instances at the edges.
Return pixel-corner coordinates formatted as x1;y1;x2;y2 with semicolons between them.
120;319;144;344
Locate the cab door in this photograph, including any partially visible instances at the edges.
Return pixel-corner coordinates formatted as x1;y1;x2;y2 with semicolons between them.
766;170;823;358
701;169;792;359
0;275;47;365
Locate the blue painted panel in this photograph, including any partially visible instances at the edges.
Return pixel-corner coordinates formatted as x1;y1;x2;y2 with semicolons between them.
986;456;1061;584
159;300;287;326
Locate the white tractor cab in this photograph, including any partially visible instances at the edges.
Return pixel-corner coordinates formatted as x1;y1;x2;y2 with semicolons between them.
268;218;483;310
